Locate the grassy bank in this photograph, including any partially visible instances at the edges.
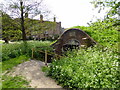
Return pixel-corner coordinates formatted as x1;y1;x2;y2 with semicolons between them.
2;55;29;72
46;46;119;88
45;18;119;88
2;40;52;88
2;41;52;61
2;55;30;88
2;75;29;88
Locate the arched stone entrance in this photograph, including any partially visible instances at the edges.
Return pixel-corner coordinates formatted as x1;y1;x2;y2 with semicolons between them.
51;28;96;55
62;39;80;51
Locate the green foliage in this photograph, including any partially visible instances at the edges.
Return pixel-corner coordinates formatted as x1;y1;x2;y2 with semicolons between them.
36;21;56;33
2;43;24;61
1;0;51;41
2;41;52;61
2;75;29;88
2;55;30;88
91;0;120;17
0;62;1;90
1;11;21;42
24;18;57;40
27;41;53;61
2;41;52;88
42;66;49;72
0;41;4;44
46;18;119;88
2;55;29;72
73;18;119;48
47;46;119;88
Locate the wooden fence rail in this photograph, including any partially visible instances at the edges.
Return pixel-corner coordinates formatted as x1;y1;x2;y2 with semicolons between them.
31;48;62;66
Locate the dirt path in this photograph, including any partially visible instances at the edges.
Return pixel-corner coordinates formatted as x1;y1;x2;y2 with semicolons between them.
8;60;62;88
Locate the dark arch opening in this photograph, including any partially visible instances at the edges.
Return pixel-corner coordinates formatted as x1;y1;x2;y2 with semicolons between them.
62;39;80;51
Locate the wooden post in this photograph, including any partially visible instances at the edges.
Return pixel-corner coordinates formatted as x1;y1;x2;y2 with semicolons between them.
32;48;34;59
45;50;47;66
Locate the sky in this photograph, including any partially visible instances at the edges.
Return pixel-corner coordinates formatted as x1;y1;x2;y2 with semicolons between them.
0;0;110;28
36;0;110;28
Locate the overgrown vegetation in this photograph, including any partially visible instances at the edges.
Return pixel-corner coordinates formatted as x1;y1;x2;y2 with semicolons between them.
2;41;52;88
72;18;119;48
2;75;29;88
91;0;120;18
45;18;119;88
2;41;52;61
47;46;119;88
2;17;119;88
1;0;119;88
2;55;29;72
2;55;30;88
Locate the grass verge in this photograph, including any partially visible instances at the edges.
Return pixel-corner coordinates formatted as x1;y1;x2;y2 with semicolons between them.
2;55;29;72
2;55;30;88
2;75;29;88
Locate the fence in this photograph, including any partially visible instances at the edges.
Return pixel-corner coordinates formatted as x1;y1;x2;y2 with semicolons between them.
31;48;62;66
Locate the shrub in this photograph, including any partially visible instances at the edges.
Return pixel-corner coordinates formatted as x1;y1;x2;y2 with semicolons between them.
47;46;119;88
2;41;52;61
72;18;118;48
45;18;119;88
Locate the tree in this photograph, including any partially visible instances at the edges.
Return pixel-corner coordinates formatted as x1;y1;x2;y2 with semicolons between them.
20;0;26;40
1;11;22;43
90;0;120;28
1;0;50;41
91;0;120;18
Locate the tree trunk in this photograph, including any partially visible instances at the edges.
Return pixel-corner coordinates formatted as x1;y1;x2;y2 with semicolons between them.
20;1;26;41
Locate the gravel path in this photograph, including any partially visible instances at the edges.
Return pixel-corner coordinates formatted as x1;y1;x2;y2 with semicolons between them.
9;60;62;88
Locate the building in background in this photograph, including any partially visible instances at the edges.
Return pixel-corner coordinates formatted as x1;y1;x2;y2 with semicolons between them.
25;14;63;40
